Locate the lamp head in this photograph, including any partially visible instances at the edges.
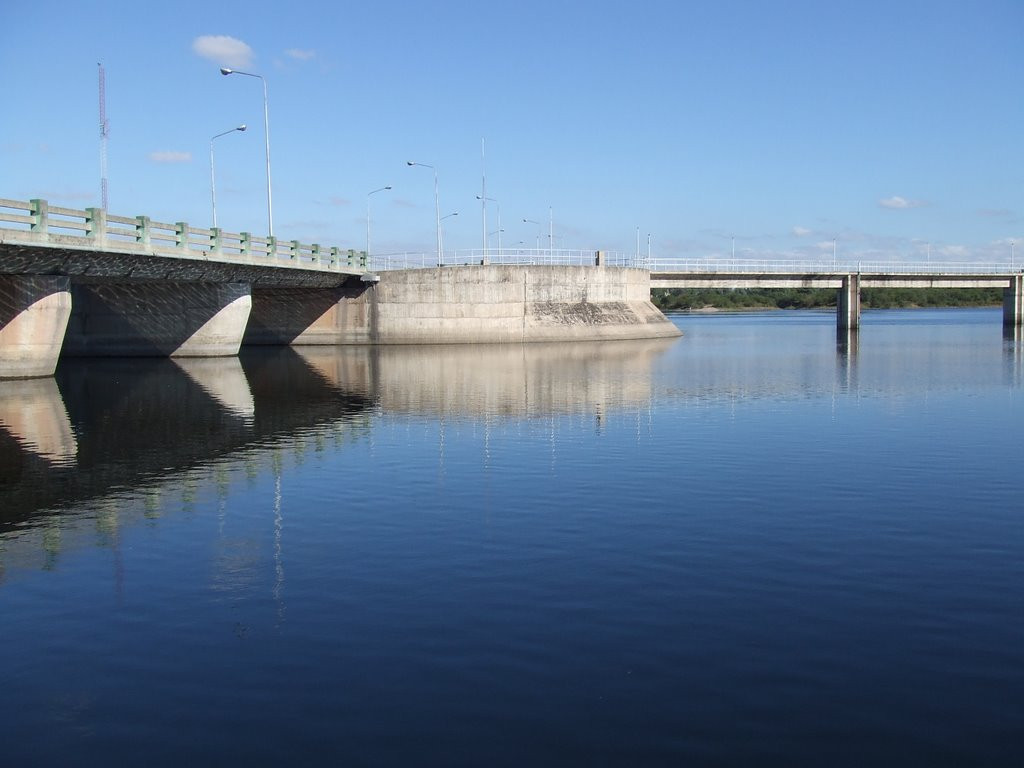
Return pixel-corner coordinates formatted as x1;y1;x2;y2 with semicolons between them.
406;161;415;166
237;124;247;132
220;68;233;76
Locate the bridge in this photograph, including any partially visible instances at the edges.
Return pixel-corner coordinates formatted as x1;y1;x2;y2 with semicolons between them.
2;196;1022;380
648;259;1024;332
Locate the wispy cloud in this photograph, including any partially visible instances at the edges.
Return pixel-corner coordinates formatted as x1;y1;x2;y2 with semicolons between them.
879;195;927;210
192;35;254;68
978;208;1012;218
328;197;350;207
792;226;812;237
149;150;192;164
285;48;316;61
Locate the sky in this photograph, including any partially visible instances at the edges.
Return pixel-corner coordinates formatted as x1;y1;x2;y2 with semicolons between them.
2;0;1022;263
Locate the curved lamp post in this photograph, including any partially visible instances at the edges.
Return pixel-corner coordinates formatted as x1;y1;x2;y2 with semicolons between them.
523;218;542;252
407;161;442;266
439;211;458;258
476;195;501;256
367;185;392;263
221;68;273;237
210;124;246;228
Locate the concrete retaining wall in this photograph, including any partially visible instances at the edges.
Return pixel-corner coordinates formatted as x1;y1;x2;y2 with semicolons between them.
316;266;680;345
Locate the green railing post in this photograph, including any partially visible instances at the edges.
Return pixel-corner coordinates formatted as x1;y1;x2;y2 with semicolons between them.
86;207;107;244
329;246;339;268
30;199;48;235
240;232;251;257
312;244;321;265
266;236;277;258
175;222;189;250
135;215;151;246
290;239;300;260
211;227;222;254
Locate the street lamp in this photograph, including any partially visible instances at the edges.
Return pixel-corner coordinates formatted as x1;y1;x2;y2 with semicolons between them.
210;124;246;228
367;185;392;263
407;161;442;266
440;211;458;258
523;218;541;251
220;67;273;237
476;195;501;255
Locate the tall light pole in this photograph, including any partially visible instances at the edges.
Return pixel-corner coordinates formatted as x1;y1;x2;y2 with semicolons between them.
477;195;500;255
833;237;837;270
1012;240;1016;271
220;68;273;237
407;161;441;266
440;211;458;257
523;218;541;251
210;124;246;228
549;206;554;257
367;185;392;263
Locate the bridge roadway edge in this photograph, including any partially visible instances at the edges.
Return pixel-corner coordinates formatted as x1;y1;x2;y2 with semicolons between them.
1;264;681;379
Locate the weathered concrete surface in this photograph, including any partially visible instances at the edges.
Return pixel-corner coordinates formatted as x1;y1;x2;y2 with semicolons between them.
63;281;252;357
366;266;680;344
837;274;861;331
0;275;72;378
243;280;372;345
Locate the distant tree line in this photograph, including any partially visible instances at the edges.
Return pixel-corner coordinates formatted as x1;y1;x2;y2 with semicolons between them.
652;287;1004;312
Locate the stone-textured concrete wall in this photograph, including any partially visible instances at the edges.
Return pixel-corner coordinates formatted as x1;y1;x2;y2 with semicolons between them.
367;266;680;344
0;276;72;378
64;282;251;357
244;282;372;345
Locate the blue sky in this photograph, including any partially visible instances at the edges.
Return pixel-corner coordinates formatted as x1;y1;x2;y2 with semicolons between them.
2;0;1021;262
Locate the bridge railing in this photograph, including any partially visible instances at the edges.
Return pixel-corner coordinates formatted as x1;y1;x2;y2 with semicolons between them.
0;198;367;272
371;249;641;270
647;257;1019;275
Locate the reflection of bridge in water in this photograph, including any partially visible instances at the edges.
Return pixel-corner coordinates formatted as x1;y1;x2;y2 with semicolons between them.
3;325;1020;576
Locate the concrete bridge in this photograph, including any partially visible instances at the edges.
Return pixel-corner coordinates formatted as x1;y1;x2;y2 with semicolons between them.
4;196;1021;380
1;198;372;378
649;260;1024;332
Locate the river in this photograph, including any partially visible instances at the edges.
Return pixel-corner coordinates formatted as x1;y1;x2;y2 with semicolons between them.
1;308;1021;766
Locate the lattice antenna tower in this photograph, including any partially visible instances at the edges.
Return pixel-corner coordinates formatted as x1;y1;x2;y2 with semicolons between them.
98;62;109;211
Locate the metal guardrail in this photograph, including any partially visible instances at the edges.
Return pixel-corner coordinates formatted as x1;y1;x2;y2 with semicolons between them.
647;258;1021;275
0;198;367;273
371;249;640;270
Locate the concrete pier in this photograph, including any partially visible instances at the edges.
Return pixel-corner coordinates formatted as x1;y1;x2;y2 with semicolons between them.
62;282;252;357
837;274;861;331
0;276;72;378
1004;274;1023;327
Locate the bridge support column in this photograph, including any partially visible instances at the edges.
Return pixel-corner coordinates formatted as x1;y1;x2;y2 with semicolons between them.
0;276;72;379
63;282;252;358
837;274;861;331
1004;274;1023;327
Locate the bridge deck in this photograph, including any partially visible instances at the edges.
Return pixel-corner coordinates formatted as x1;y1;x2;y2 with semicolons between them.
0;198;366;287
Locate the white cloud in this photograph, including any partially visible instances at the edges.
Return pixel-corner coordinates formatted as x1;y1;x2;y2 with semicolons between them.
792;226;812;237
149;150;192;164
192;35;254;68
285;48;316;61
879;195;926;209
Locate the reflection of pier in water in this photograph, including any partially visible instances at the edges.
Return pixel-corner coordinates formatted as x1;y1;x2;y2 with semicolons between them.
0;350;374;532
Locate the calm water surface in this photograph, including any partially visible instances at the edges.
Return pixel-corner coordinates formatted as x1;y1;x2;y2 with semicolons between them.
1;308;1022;766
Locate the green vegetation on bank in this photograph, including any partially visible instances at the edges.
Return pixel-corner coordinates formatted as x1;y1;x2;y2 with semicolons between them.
652;287;1004;312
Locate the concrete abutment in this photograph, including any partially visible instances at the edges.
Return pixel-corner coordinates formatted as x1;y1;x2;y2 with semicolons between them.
0;276;72;378
1004;274;1023;327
